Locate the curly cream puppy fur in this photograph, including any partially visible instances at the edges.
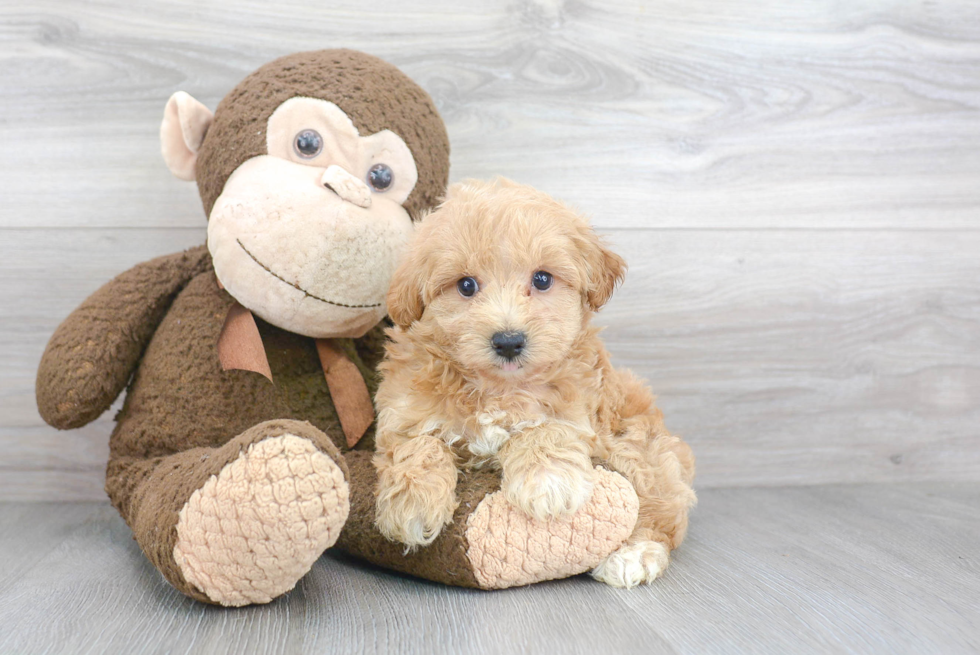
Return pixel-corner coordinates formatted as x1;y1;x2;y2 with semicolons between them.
373;178;696;587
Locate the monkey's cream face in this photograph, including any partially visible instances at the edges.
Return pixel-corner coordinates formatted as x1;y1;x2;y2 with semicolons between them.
207;97;418;338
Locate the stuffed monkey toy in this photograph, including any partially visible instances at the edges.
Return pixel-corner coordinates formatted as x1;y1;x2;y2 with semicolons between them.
35;50;639;606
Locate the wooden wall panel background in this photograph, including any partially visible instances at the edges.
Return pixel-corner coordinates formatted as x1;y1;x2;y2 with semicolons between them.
2;0;978;499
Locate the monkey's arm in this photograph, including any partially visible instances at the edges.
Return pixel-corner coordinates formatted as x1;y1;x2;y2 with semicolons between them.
36;245;212;429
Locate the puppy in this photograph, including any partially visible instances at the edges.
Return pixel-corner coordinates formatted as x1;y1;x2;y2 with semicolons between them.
373;178;696;587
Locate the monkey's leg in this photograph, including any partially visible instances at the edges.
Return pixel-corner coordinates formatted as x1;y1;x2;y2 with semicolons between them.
335;451;639;589
106;419;350;606
590;415;697;588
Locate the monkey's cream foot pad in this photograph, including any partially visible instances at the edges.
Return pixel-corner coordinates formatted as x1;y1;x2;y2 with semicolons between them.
173;434;350;606
464;468;639;589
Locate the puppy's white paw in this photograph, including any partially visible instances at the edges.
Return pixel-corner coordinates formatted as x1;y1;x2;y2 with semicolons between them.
503;458;594;522
591;540;670;588
375;485;456;549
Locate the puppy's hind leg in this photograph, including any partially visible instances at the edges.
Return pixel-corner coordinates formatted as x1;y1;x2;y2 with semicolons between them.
592;414;696;588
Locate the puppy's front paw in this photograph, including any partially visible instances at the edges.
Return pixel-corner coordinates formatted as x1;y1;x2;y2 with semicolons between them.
375;481;457;548
502;458;595;522
591;540;669;588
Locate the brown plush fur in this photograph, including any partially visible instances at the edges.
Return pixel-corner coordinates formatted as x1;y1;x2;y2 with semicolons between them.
374;179;696;586
36;247;214;430
195;49;450;221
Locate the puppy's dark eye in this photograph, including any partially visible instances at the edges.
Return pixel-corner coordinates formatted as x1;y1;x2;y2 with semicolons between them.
294;130;323;158
531;270;554;291
368;163;394;191
457;276;479;298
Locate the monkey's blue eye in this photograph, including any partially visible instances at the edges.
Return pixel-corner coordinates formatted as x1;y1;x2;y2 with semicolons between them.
532;271;553;291
294;130;322;158
457;277;479;298
368;163;394;191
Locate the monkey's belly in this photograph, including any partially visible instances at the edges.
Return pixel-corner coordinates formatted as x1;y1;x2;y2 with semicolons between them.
108;271;376;460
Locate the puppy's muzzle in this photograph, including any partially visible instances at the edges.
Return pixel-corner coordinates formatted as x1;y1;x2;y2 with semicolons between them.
491;331;526;361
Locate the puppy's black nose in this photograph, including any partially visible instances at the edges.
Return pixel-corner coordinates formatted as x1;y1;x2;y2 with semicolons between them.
491;331;526;360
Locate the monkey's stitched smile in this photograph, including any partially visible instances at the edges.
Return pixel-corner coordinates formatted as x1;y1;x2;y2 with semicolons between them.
237;239;383;309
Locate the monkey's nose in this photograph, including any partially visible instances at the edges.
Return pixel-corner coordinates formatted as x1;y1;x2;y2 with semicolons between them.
321;165;372;209
491;331;526;361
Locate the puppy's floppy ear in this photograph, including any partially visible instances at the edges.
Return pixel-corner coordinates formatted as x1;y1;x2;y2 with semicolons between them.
386;254;425;329
577;227;627;311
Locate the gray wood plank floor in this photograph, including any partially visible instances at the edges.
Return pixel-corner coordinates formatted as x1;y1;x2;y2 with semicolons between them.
1;483;977;655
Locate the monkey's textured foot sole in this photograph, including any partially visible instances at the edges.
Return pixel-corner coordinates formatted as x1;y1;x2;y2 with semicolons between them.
465;468;638;589
173;434;349;606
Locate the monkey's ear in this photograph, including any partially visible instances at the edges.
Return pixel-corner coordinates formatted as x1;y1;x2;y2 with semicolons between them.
160;91;214;181
386;258;425;330
579;228;627;312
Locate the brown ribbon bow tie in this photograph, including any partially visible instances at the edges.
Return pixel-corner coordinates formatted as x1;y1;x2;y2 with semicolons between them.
217;302;374;448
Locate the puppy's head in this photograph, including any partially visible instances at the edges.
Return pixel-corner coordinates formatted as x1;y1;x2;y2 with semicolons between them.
387;178;626;381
